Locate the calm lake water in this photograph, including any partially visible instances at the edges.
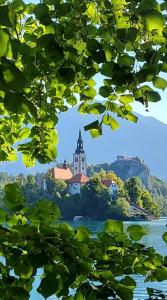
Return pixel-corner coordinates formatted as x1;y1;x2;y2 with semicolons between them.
31;218;167;300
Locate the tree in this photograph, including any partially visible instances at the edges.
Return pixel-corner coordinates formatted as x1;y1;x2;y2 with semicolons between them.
81;176;112;219
0;0;167;166
125;177;162;215
97;170;124;189
109;197;130;219
125;177;143;206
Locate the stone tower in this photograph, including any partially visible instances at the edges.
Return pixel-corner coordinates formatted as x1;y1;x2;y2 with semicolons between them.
73;130;87;176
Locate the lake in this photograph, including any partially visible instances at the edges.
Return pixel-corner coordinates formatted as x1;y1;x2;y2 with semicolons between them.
31;218;167;300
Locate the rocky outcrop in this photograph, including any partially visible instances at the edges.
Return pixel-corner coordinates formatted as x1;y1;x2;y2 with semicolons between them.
110;156;150;186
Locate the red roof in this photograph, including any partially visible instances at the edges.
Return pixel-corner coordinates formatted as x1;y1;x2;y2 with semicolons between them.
50;167;73;180
68;173;89;184
102;179;116;188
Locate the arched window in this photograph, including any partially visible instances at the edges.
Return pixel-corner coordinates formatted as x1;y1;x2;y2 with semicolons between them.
75;157;78;162
82;157;84;162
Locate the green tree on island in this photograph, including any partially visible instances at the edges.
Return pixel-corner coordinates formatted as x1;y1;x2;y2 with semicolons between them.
0;0;167;299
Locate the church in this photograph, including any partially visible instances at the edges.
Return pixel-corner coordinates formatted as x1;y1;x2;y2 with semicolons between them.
49;130;118;195
49;130;89;194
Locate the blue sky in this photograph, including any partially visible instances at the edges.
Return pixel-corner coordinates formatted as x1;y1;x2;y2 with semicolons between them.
133;92;167;124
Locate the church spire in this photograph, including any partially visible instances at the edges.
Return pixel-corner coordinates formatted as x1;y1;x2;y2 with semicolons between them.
73;130;87;176
75;130;84;154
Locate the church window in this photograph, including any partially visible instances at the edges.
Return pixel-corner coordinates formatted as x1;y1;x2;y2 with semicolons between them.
75;167;77;170
82;158;84;162
75;157;78;162
82;167;84;170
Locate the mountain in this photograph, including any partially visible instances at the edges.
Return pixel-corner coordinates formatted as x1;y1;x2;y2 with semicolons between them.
1;109;167;180
110;157;150;186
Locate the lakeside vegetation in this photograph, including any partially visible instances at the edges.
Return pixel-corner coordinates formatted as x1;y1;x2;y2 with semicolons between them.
0;170;166;220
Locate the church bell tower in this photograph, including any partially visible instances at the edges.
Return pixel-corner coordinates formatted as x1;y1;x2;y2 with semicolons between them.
73;130;87;176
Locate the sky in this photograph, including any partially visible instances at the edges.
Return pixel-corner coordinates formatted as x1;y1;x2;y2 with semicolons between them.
133;91;167;124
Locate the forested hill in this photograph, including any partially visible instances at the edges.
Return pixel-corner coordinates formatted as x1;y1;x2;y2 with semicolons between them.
1;109;167;180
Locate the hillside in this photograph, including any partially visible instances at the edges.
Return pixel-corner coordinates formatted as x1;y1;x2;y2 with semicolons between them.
87;156;150;186
0;108;167;180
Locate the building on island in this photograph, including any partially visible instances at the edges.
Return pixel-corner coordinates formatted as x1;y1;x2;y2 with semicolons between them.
68;174;89;195
50;159;73;180
73;130;87;176
102;179;119;196
47;130;118;196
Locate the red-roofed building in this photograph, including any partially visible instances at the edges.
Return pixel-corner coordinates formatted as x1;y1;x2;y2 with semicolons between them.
101;179;118;196
50;160;73;180
68;173;89;195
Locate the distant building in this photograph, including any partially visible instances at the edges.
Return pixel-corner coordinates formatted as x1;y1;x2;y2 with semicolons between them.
68;174;89;195
116;155;145;164
50;160;73;180
73;130;87;176
102;179;118;196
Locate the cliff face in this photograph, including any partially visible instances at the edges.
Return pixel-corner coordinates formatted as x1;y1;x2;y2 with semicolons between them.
110;157;150;186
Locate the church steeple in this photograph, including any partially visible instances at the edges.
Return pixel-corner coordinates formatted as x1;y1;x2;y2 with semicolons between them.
75;130;84;154
63;159;68;169
73;130;87;176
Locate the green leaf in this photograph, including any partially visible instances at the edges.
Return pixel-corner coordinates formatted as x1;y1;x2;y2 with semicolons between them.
125;28;138;42
57;68;75;84
0;208;7;224
142;9;164;31
118;55;135;67
101;62;114;77
3;183;25;211
19;128;31;140
0;5;13;27
34;3;49;19
104;220;123;234
78;103;88;114
86;2;99;21
0;29;12;57
127;225;146;241
153;267;167;282
125;113;138;123
4;91;37;115
144;90;161;102
2;63;26;91
99;86;112;98
161;63;167;72
14;262;33;279
37;274;62;298
22;153;35;168
66;95;77;106
153;76;167;91
162;232;167;243
103;115;120;130
84;120;99;131
87;103;106;114
82;87;96;99
104;46;113;61
5;287;29;300
75;226;92;242
120;94;134;104
90;128;102;138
